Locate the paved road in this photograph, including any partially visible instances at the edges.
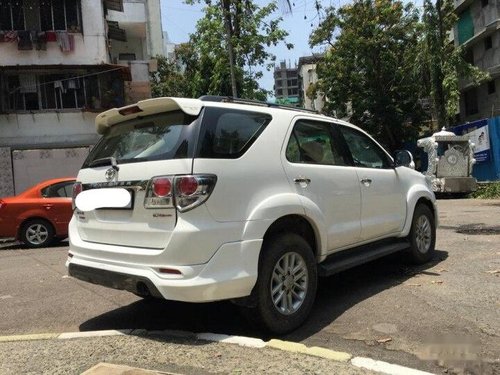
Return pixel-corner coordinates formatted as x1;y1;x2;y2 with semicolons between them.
1;199;499;374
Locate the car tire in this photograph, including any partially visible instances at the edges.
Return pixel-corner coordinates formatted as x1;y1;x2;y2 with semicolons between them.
20;219;55;248
245;233;317;334
406;204;436;264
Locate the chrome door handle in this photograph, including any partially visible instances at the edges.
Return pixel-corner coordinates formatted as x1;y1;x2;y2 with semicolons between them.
294;177;311;185
360;178;372;186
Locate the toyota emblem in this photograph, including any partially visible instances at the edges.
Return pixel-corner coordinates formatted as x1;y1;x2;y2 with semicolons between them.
105;168;116;181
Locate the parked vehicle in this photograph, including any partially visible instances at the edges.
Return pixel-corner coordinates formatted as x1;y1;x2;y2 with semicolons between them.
67;96;437;333
0;178;76;248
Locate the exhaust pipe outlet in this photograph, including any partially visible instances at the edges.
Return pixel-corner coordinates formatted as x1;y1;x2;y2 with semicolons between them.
136;281;151;297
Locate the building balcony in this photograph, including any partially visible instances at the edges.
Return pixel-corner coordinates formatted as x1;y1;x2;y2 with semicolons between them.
454;0;474;14
0;0;109;66
107;1;147;24
0;33;109;66
460;19;500;49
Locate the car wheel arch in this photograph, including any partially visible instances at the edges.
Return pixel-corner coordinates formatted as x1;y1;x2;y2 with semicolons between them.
402;192;437;237
233;214;320;310
261;214;320;261
18;216;56;240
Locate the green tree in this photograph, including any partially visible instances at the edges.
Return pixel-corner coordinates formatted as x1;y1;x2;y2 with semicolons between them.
150;55;190;98
182;0;292;99
150;43;205;98
310;0;425;151
418;0;488;128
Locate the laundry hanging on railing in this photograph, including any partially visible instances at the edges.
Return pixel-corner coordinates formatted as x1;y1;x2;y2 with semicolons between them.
56;31;75;52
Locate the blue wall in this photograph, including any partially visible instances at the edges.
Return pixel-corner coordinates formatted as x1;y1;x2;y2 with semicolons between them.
452;117;500;181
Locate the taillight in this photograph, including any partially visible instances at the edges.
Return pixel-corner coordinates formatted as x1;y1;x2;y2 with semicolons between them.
174;175;216;212
71;182;82;210
144;176;174;208
144;174;216;212
0;199;6;210
152;177;172;197
177;176;198;196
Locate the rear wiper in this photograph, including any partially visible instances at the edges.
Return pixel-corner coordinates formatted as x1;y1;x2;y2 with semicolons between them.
88;157;120;171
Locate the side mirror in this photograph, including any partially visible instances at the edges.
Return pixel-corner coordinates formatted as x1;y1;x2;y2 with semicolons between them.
394;150;415;169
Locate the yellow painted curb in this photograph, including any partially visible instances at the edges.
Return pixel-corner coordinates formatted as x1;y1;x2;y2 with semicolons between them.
0;333;59;342
268;339;308;352
267;339;351;362
307;346;352;362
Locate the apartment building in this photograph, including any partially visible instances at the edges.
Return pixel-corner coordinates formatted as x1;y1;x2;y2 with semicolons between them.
297;55;324;112
273;60;300;106
0;0;163;196
455;0;500;121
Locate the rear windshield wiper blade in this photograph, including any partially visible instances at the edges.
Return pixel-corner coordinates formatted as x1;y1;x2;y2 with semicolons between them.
88;157;120;171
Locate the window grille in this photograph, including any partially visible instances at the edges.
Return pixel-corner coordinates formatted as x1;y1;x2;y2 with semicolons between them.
0;0;81;32
1;71;125;112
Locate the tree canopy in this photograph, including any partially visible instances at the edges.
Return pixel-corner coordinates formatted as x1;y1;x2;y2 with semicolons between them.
309;0;425;151
418;0;488;128
152;0;292;100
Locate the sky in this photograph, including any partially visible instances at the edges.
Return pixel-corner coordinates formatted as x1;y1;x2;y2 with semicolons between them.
160;0;338;93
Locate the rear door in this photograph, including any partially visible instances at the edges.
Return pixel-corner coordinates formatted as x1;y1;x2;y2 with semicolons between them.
282;118;362;251
75;110;198;249
40;181;74;227
337;125;405;240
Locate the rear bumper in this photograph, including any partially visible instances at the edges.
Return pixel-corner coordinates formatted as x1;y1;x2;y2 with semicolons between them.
68;263;164;298
66;238;262;302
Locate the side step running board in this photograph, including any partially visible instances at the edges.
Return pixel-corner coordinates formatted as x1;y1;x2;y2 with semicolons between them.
318;240;410;277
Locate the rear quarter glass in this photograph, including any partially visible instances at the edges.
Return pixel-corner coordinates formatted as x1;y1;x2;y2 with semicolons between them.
196;107;272;159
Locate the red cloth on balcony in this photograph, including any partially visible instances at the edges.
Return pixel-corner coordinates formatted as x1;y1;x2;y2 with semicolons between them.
46;31;57;42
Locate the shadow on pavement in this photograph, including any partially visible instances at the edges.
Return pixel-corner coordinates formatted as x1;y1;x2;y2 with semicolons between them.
284;249;448;342
0;240;69;251
79;250;448;342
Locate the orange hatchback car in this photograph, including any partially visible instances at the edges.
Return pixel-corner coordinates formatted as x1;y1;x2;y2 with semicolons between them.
0;178;75;248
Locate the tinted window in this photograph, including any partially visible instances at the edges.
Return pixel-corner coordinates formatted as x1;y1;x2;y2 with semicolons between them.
197;107;271;159
42;182;74;198
286;120;348;166
83;110;198;167
339;126;392;169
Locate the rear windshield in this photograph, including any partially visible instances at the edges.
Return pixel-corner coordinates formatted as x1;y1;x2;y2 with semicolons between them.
82;110;198;167
197;107;272;158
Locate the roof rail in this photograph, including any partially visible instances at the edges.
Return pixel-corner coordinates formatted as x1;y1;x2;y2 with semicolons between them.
198;95;319;114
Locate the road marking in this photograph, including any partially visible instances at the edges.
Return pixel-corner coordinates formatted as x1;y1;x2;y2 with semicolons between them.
351;357;434;375
0;333;59;342
58;329;132;339
267;339;351;362
197;332;266;348
0;329;432;374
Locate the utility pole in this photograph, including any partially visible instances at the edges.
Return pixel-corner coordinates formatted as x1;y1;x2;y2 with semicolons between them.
221;0;238;97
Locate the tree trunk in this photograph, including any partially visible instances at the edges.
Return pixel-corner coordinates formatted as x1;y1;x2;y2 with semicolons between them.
221;0;238;97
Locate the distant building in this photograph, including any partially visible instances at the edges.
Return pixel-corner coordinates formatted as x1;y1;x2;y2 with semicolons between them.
273;60;300;107
0;0;163;196
163;31;177;61
298;55;325;112
454;0;500;122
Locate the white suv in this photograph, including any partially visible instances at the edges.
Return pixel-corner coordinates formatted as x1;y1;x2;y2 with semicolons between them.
67;96;437;333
